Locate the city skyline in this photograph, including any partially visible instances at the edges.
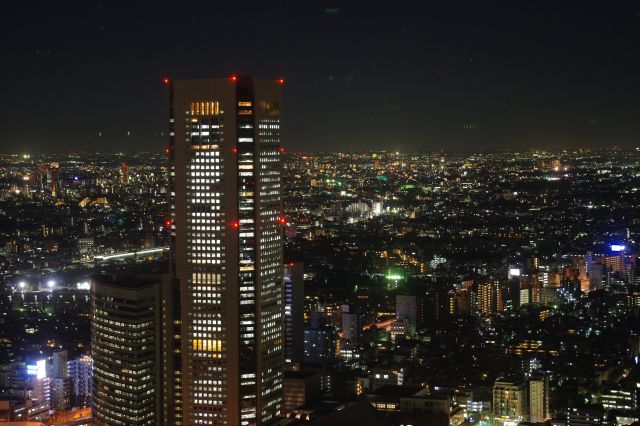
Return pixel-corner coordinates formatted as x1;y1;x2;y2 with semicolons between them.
1;2;640;425
0;149;638;424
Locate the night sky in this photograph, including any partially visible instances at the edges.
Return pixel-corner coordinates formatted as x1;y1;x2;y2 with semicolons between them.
1;1;639;153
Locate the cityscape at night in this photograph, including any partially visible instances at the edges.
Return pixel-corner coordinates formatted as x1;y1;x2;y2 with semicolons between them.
1;1;640;426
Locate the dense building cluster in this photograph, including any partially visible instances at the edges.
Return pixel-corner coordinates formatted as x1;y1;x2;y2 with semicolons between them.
0;148;638;425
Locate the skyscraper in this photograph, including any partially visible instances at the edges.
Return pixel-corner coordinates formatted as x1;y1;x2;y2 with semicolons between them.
169;76;284;425
92;271;174;425
284;262;304;367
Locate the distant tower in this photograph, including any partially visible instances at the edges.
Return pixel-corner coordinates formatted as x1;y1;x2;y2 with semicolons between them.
121;163;129;183
50;163;60;198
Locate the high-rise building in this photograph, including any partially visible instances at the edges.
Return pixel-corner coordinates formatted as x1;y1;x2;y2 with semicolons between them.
476;282;496;317
284;262;304;367
51;351;68;379
396;295;417;335
50;351;70;412
303;312;336;365
528;375;550;423
492;380;525;425
68;355;92;407
91;271;174;425
169;76;284;425
423;284;450;327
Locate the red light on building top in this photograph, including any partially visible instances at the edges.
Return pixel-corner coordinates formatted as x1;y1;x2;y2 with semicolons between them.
162;77;170;85
231;147;238;153
278;146;285;153
164;147;171;154
164;219;172;228
230;220;240;229
289;262;295;266
230;75;237;82
278;216;287;224
278;78;285;85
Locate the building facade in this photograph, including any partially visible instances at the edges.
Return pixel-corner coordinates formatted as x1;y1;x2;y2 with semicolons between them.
529;375;550;423
284;262;304;367
169;76;284;425
91;272;173;425
493;380;525;425
68;355;92;407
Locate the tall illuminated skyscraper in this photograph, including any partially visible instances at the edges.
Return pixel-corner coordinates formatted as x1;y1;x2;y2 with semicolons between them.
92;271;173;425
168;76;284;425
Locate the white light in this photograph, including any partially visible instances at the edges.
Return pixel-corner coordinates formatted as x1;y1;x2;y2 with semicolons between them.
36;359;46;379
509;268;521;278
18;281;26;289
76;281;90;290
47;280;55;289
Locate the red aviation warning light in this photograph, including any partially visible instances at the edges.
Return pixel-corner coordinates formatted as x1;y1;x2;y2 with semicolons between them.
164;219;172;229
278;78;285;85
164;147;171;154
162;77;170;85
230;220;240;229
278;146;285;153
278;216;287;225
230;75;237;82
231;147;238;153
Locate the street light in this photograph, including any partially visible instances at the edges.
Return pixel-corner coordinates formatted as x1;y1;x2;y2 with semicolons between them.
47;280;56;290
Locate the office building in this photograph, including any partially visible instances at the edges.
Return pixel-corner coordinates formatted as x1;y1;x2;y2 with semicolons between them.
303;326;336;365
284;262;304;367
169;76;284;425
341;307;362;345
92;271;173;425
600;388;637;411
396;295;417;335
423;285;450;327
566;406;604;426
50;351;71;411
68;355;92;407
476;282;496;317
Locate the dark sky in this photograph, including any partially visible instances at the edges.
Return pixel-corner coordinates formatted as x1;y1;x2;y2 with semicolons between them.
1;1;639;153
